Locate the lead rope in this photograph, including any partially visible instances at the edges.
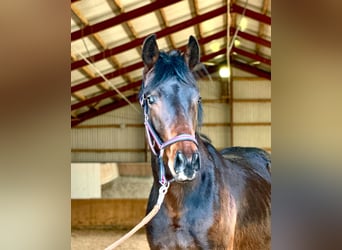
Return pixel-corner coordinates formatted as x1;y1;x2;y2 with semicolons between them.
103;182;170;250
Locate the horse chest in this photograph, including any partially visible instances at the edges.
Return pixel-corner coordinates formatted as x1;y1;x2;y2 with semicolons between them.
147;203;214;249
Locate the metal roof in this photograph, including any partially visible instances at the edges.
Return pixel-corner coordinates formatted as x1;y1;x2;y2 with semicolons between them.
71;0;271;127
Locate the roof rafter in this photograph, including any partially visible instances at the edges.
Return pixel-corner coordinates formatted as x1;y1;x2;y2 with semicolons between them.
104;0;139;85
232;47;271;65
256;0;270;55
231;59;271;80
71;5;227;70
230;3;271;25
189;0;204;53
154;9;176;49
70;0;271;125
71;57;270;127
71;46;229;125
71;4;122;95
230;27;271;47
71;28;228;93
72;80;142;111
71;0;182;41
72;94;138;127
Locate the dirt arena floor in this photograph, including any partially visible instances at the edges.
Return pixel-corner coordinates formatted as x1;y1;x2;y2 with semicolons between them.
71;229;150;250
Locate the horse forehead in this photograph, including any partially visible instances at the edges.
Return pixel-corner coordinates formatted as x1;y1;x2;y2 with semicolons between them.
161;82;196;103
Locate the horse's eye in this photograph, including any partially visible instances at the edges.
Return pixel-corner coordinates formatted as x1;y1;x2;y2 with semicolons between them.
147;95;156;105
198;96;202;103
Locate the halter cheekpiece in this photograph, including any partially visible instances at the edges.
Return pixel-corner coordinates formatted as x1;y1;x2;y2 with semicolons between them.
140;94;198;186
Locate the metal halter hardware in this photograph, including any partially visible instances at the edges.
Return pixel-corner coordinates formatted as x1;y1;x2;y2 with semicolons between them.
140;95;198;186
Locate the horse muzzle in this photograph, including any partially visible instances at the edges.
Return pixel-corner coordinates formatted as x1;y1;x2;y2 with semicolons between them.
172;151;200;182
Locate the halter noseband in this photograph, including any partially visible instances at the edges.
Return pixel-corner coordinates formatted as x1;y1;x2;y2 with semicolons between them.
140;95;198;186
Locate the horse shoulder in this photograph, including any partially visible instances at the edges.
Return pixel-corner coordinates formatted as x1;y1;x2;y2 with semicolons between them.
221;157;271;250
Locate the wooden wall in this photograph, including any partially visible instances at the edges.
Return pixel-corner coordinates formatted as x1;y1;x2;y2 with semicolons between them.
71;199;148;229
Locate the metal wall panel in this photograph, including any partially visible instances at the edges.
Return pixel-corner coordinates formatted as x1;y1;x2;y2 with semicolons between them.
202;103;230;123
232;68;271;150
233;126;271;148
200;126;231;149
233;80;271;99
233;102;271;123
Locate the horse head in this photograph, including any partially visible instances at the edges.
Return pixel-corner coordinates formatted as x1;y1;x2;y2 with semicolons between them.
140;34;202;182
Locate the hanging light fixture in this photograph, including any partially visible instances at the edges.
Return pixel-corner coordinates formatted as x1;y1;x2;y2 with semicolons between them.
219;65;230;78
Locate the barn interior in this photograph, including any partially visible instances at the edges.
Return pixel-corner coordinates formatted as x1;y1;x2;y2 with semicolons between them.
71;0;271;248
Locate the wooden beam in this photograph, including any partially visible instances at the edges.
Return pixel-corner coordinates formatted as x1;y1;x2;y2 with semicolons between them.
230;27;271;48
189;0;204;54
231;4;271;25
71;80;142;111
71;0;182;41
232;47;271;65
71;148;146;153
233;98;271;103
71;199;148;228
256;0;270;54
71;62;143;93
233;122;271;126
71;37;227;93
111;0;141;55
232;76;268;81
155;9;176;49
71;5;88;25
73;124;144;129
231;60;271;80
71;5;124;94
72;94;138;127
71;5;227;70
202;98;229;103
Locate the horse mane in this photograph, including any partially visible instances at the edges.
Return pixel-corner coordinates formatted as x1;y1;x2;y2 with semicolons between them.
139;49;203;127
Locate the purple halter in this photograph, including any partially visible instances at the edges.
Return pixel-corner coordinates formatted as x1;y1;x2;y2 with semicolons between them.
140;95;198;185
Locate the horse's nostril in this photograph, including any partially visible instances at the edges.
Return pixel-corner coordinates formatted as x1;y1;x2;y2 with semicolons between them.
174;151;200;174
192;152;200;171
175;151;186;173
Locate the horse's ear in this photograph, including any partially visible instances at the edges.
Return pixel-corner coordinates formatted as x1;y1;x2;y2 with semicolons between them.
142;34;159;71
185;35;200;70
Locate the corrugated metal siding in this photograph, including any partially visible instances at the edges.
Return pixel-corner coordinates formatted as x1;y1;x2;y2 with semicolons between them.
233;80;271;99
72;104;146;162
200;126;231;149
233;102;271;122
198;79;224;98
198;79;230;148
232;68;271;150
81;103;143;125
202;103;230;123
233;126;271;148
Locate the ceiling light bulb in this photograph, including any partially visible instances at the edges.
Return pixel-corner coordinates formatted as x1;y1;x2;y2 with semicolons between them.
219;66;230;78
239;17;248;31
234;39;241;47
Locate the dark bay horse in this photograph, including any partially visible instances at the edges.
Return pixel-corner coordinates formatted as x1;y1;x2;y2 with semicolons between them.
139;34;271;250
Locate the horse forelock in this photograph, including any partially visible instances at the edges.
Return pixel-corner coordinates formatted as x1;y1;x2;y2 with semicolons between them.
142;51;196;91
